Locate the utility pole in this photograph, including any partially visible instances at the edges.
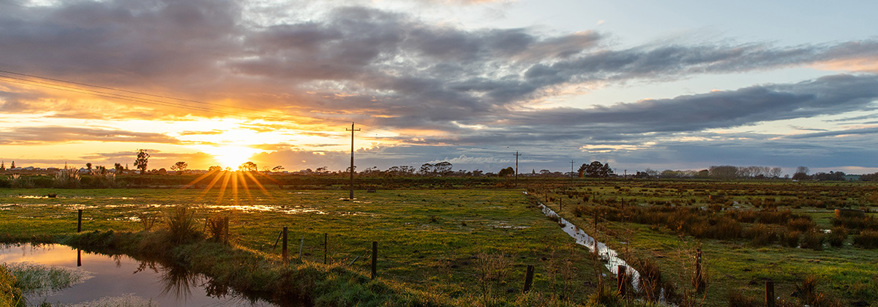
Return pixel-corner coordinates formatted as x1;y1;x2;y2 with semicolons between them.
346;122;360;199
570;160;575;178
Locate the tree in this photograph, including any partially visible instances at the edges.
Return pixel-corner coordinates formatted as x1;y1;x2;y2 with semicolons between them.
239;161;257;172
134;149;150;175
498;167;515;177
579;161;613;178
86;163;92;173
420;163;433;175
434;161;453;175
10;161;14;169
170;161;188;175
272;165;284;172
792;166;810;181
709;165;738;179
208;165;222;172
114;163;124;174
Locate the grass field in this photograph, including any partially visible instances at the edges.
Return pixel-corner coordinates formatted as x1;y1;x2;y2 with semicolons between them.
0;187;614;306
536;179;878;306
1;178;877;306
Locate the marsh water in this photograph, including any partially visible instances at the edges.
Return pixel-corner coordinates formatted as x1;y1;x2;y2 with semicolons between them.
0;243;276;306
533;198;643;290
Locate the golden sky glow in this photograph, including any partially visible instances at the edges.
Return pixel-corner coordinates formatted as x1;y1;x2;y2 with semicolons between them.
2;0;878;174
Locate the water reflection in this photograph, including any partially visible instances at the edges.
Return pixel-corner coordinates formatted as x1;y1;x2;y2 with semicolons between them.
0;243;275;306
537;203;643;291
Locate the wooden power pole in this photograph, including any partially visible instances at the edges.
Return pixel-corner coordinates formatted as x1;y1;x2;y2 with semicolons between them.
346;122;360;199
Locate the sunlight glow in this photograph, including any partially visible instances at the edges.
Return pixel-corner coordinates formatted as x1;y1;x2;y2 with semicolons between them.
207;146;261;168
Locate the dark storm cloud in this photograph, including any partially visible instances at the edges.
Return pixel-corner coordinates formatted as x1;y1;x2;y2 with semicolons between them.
0;126;180;144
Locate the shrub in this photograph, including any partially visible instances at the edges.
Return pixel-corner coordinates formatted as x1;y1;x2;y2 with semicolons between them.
853;230;878;249
788;217;816;232
827;226;847;247
728;290;760;307
746;224;778;246
800;230;825;251
630;256;662;302
782;230;801;247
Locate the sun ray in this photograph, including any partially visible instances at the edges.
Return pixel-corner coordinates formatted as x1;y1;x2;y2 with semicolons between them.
217;170;232;203
243;171;272;197
237;171;253;203
231;171;239;206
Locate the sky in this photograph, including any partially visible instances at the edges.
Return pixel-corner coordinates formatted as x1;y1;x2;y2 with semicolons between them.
1;0;877;175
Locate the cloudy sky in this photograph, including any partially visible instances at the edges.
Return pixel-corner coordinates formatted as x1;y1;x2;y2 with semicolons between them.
1;0;877;175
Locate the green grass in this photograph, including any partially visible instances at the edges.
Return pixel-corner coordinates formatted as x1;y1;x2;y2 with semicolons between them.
539;180;878;306
0;188;614;305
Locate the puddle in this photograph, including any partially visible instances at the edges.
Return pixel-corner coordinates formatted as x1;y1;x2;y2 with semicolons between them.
201;205;324;215
0;243;275;307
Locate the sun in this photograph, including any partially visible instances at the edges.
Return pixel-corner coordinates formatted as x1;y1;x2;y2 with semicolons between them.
209;145;260;169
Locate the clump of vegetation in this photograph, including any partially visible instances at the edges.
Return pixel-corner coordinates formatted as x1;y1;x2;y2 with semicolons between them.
474;252;512;305
782;230;801;247
0;264;24;307
727;290;760;306
629;256;663;302
206;214;230;243
853;230;878;249
165;206;201;244
827;226;847;247
800;229;825;250
794;275;842;307
4;262;91;296
745;223;778;246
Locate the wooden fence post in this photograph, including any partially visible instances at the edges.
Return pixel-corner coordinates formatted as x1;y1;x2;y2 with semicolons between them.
298;234;305;260
282;226;288;262
77;209;82;232
765;279;775;307
371;241;378;280
617;265;627;296
694;248;703;292
77;249;82;267
523;265;535;293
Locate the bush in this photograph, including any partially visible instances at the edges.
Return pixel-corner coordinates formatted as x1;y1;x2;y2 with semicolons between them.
728;290;760;307
746;224;778;246
853;230;878;249
782;230;801;247
800;230;825;250
788;217;816;232
827;226;847;247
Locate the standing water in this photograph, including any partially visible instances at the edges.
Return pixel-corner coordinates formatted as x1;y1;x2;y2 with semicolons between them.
0;243;276;306
527;191;642;291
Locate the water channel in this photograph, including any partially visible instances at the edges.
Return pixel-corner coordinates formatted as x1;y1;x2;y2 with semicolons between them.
530;192;643;291
0;243;276;307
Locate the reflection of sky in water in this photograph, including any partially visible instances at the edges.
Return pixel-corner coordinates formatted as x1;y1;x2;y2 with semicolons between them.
0;243;275;307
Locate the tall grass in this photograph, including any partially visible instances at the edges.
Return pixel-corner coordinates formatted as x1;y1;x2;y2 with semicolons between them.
4;262;91;296
0;264;24;307
853;230;878;249
166;206;201;244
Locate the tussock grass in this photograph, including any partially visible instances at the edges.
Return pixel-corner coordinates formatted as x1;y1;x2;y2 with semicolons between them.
4;262;91;296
